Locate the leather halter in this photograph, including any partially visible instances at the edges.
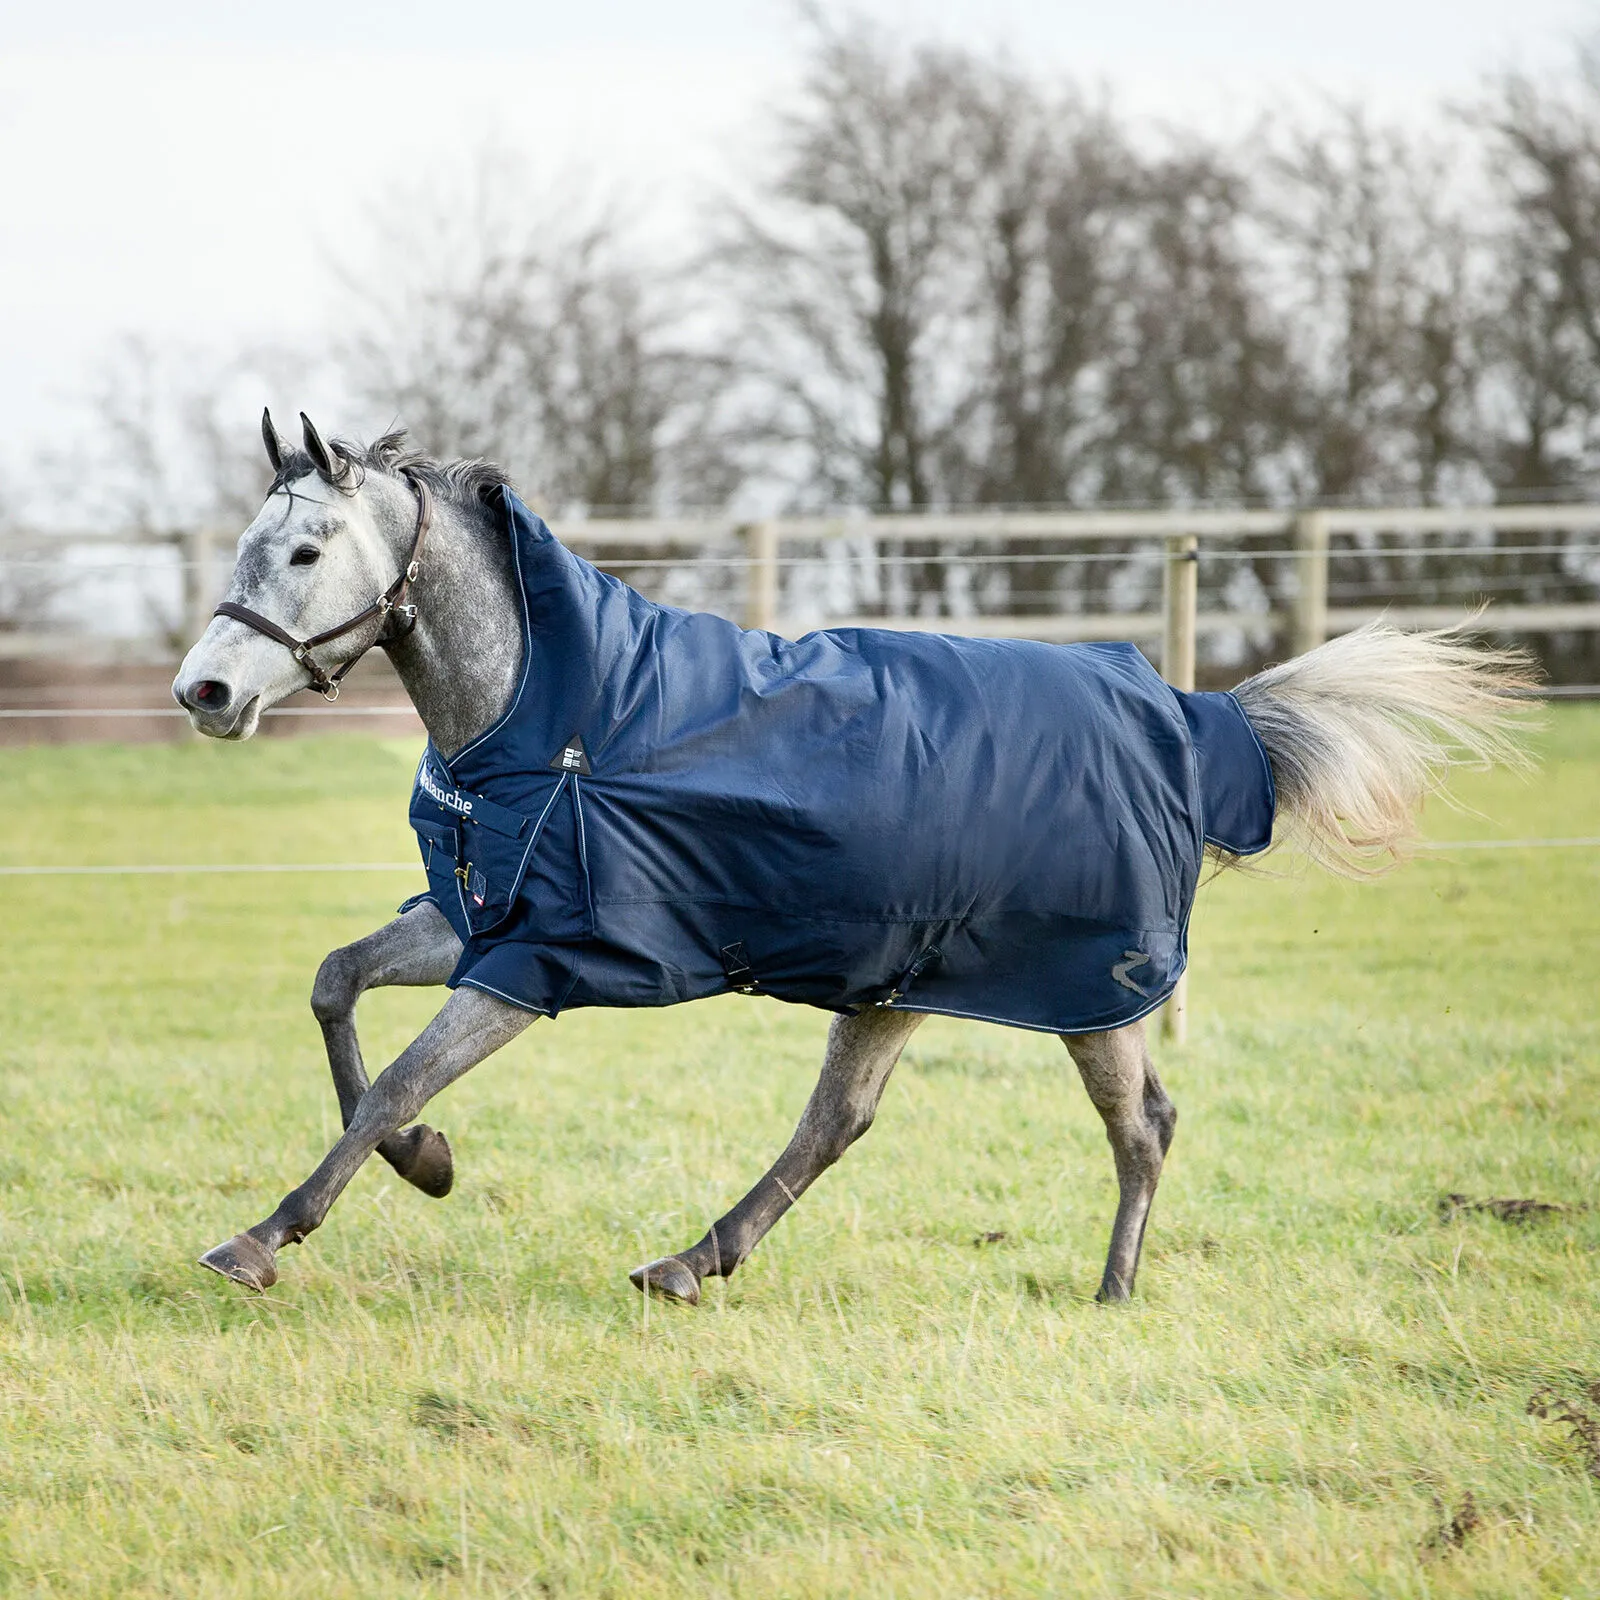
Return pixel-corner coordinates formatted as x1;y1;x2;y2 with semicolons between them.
213;472;433;702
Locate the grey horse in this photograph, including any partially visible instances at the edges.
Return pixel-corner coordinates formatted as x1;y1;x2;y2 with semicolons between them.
173;414;1532;1303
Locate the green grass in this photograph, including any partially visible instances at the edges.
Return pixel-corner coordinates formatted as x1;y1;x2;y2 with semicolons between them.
1;713;1597;1598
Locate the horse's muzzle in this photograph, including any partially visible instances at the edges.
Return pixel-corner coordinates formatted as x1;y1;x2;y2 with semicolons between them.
172;674;260;739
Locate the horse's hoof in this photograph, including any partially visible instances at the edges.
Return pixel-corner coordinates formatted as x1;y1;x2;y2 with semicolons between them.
198;1232;278;1292
629;1256;701;1306
386;1125;454;1199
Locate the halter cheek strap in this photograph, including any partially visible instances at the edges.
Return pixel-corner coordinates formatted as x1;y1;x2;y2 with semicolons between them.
213;473;433;702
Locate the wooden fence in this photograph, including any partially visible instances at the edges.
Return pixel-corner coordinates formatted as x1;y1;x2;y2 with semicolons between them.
7;502;1600;658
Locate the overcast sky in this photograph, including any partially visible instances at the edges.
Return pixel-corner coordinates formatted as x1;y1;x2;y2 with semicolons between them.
1;0;1593;494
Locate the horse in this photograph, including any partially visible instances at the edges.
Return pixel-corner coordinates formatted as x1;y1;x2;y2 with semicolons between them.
173;411;1533;1304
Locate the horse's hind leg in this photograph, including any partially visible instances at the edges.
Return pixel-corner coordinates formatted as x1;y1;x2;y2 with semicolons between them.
310;900;463;1198
631;1007;924;1305
1062;1021;1176;1303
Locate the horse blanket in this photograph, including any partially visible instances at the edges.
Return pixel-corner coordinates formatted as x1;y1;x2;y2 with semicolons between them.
404;489;1275;1034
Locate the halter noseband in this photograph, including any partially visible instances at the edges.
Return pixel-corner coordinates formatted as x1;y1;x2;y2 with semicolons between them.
213;472;434;702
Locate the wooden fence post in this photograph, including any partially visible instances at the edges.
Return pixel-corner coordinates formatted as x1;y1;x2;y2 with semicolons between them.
742;521;779;633
1292;509;1329;657
1160;533;1199;1045
1162;533;1198;691
181;527;214;651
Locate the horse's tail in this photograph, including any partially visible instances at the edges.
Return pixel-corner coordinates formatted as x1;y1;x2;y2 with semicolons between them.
1230;620;1540;878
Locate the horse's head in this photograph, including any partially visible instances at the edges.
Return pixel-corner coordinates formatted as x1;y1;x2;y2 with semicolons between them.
173;412;423;739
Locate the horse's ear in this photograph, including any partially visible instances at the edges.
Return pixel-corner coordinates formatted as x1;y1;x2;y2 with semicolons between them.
300;412;344;483
261;408;287;473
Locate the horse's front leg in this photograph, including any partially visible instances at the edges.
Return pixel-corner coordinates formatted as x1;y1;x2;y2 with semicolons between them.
631;1006;924;1305
311;900;462;1197
199;987;532;1291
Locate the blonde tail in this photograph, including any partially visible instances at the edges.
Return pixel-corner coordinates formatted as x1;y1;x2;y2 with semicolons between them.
1232;620;1540;877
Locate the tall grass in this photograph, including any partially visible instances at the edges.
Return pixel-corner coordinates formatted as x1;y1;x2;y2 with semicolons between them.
0;716;1596;1597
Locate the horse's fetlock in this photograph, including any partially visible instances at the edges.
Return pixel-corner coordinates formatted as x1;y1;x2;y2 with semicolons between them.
268;1201;316;1245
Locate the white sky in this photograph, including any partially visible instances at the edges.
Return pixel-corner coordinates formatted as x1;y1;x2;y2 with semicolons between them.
1;0;1594;491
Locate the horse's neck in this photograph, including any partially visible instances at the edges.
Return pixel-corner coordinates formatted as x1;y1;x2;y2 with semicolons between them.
382;495;524;758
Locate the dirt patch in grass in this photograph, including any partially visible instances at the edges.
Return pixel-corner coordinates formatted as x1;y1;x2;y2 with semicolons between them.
1421;1491;1481;1556
1528;1381;1600;1479
1437;1192;1587;1224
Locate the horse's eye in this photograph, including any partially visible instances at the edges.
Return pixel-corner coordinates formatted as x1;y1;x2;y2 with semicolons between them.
290;546;321;567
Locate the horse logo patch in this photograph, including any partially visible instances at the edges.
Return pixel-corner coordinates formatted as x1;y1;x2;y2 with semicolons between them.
548;733;592;775
1111;950;1152;996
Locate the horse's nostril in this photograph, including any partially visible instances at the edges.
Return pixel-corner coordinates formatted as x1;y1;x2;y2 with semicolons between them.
187;679;230;712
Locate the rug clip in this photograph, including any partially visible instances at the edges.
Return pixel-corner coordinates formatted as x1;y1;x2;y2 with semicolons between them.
884;945;941;1005
720;941;758;993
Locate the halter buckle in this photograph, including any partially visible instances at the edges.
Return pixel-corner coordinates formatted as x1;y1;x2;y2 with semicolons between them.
406;559;421;582
394;603;418;627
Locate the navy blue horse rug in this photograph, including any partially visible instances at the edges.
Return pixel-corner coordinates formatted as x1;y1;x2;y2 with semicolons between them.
405;491;1275;1035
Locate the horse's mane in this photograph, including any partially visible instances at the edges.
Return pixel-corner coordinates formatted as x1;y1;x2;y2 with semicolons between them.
272;430;516;512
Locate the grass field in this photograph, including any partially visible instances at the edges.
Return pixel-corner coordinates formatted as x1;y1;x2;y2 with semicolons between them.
0;711;1597;1598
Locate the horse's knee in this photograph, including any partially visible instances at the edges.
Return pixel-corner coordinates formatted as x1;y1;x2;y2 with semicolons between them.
311;947;362;1024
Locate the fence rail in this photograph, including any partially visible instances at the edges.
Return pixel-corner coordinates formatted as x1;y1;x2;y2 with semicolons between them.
7;502;1600;660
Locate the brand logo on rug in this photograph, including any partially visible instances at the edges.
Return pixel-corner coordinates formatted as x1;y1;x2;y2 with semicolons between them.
1111;950;1152;996
469;867;487;907
419;762;473;815
548;733;592;775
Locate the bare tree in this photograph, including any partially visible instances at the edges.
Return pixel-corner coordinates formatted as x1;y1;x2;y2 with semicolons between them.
1093;149;1298;506
78;336;276;535
1490;51;1600;362
1260;106;1490;502
725;27;1302;514
1479;52;1600;492
336;153;718;514
14;337;297;647
1479;236;1595;492
714;19;993;509
718;25;1312;629
0;469;65;635
937;80;1134;507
